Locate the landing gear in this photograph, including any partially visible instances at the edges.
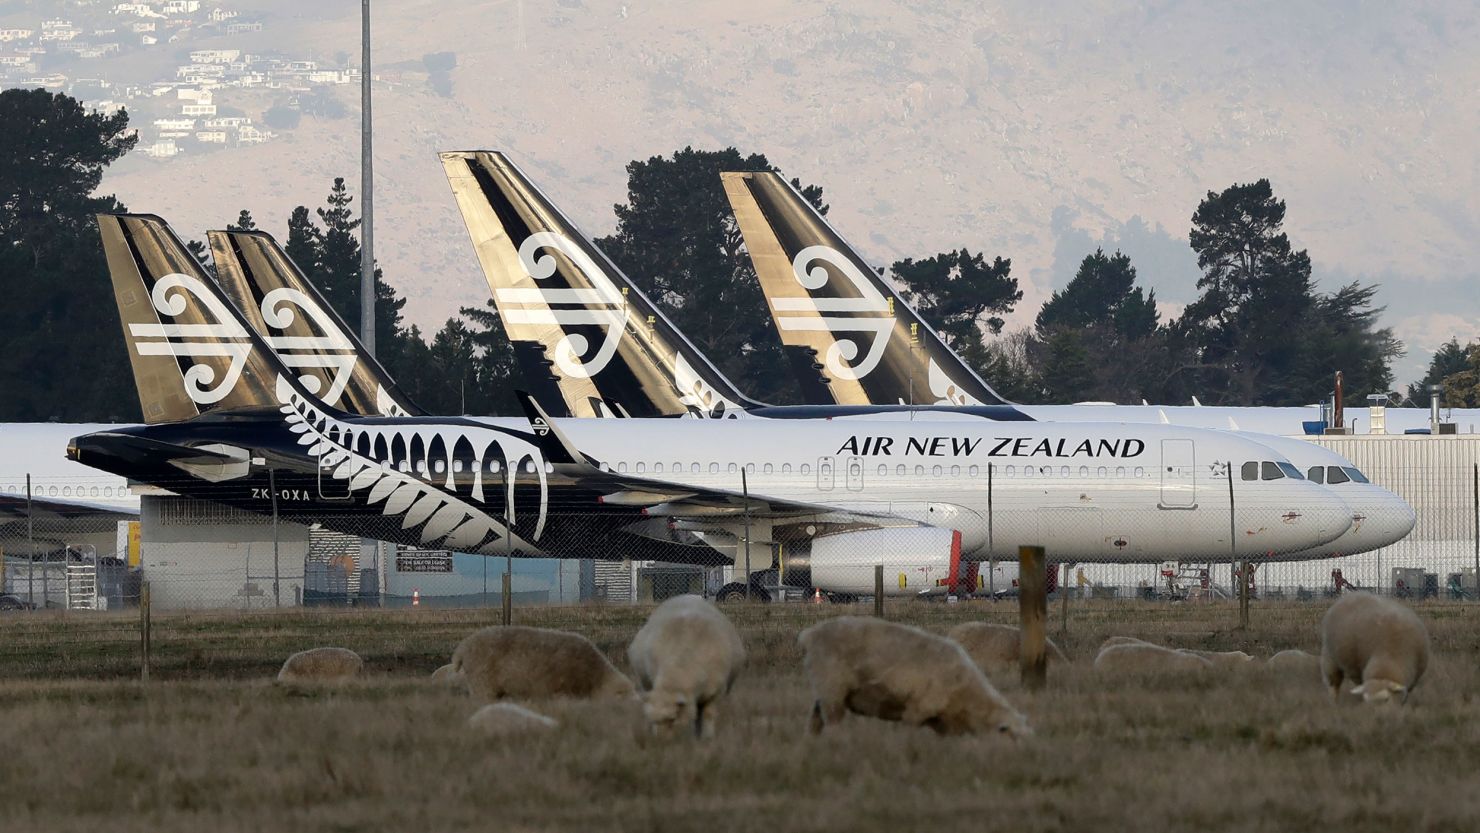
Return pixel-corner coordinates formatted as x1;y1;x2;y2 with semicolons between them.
715;582;772;603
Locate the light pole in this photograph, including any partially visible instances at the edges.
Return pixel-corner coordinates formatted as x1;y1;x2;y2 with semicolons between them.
360;0;375;357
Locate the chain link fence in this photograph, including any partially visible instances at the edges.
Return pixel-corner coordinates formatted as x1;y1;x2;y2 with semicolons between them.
3;449;1477;678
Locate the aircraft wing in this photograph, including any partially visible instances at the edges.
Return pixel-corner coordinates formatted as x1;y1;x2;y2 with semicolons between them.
0;493;137;521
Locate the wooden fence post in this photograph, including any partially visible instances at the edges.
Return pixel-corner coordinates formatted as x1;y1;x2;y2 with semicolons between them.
874;564;884;618
501;571;512;626
1018;546;1047;690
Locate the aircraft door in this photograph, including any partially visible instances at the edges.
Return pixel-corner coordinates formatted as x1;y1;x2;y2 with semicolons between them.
1159;439;1196;508
317;451;350;500
817;456;836;491
845;456;864;492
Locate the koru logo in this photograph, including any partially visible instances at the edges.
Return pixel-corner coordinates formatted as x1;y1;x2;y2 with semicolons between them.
128;273;252;405
531;416;551;437
772;246;893;382
496;231;626;379
259;288;358;406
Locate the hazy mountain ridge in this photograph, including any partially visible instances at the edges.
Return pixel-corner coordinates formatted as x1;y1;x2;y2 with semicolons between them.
96;0;1480;384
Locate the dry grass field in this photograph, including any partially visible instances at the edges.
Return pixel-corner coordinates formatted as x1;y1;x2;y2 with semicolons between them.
3;600;1480;832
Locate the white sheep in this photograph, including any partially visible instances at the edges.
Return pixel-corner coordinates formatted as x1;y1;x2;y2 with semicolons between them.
1320;592;1430;704
466;702;559;736
276;647;363;684
1093;642;1213;673
627;594;745;739
799;616;1031;739
451;626;635;704
1179;649;1257;669
947;622;1069;673
1100;635;1155;651
1268;648;1321;674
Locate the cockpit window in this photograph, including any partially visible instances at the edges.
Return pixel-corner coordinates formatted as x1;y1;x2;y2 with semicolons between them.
1260;461;1285;480
1307;466;1324;484
1241;462;1259;481
1326;466;1350;485
1343;467;1369;484
1277;462;1304;480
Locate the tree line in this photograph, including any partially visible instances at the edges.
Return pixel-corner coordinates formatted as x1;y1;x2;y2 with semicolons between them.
3;89;1475;424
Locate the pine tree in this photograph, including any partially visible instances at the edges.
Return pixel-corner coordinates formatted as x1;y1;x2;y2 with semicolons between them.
228;209;256;232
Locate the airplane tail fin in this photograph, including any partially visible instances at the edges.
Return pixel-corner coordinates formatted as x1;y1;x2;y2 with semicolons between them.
208;229;425;417
721;171;1010;407
96;213;336;423
439;150;758;418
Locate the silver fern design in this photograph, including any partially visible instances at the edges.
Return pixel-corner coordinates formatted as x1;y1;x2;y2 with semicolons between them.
276;376;549;553
674;356;749;419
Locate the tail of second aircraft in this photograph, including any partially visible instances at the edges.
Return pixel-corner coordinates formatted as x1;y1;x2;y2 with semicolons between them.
440;150;759;419
209;229;424;417
98;213;301;423
722;171;1010;407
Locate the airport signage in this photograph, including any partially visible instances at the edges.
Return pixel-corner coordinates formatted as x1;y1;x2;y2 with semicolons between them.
395;552;453;573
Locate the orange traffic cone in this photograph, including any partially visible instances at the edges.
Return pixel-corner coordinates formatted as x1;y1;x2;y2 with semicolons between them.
412;588;421;607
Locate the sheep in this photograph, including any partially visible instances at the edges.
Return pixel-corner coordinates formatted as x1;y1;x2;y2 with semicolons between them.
1178;649;1257;669
1268;648;1321;674
1100;635;1156;651
451;626;635;704
1320;592;1430;704
1093;642;1212;673
798;616;1030;739
627;594;745;739
947;622;1069;673
466;702;559;736
276;647;364;684
431;663;464;686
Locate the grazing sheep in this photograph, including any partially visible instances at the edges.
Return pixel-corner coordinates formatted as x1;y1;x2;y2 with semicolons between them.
947;622;1069;672
466;703;559;736
1093;643;1212;673
627;595;745;739
1100;635;1155;651
1179;649;1257;669
451;626;635;704
1320;592;1430;704
799;616;1030;739
276;647;364;684
1268;649;1321;674
431;663;464;686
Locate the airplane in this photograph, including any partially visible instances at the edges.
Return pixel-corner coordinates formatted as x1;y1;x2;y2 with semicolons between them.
722;170;1480;434
209;228;421;418
434;151;1413;563
68;213;1358;601
0;423;137;564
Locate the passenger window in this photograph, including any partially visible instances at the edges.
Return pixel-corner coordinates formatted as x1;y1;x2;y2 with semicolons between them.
728;463;739;474
781;463;791;474
453;460;464;474
692;463;701;474
1115;467;1126;478
653;463;664;473
1241;462;1259;481
763;463;774;475
1023;466;1033;478
1307;467;1324;484
1134;467;1145;478
1060;466;1070;478
1327;466;1350;485
617;462;628;473
878;464;888;477
711;463;721;474
914;465;924;476
1260;462;1284;480
968;465;979;477
950;465;961;477
1079;466;1089;477
1096;466;1107;478
800;464;810;475
433;460;445;474
932;465;943;476
896;464;906;476
636;462;646;474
